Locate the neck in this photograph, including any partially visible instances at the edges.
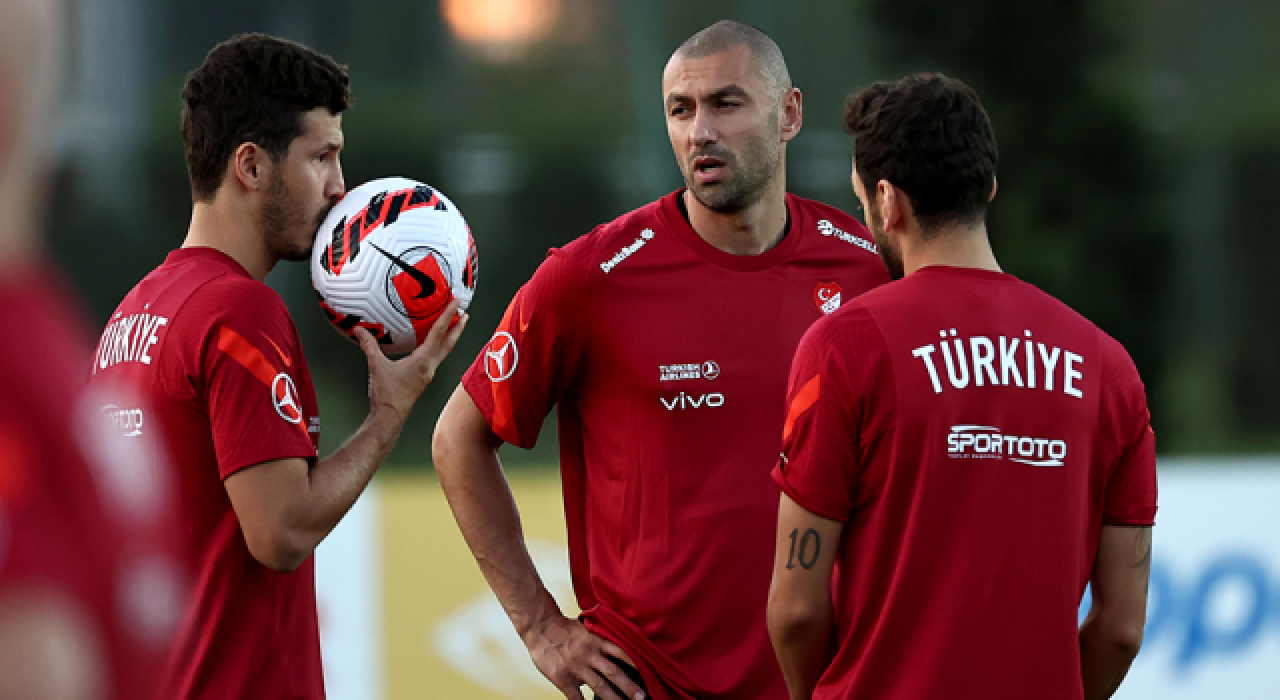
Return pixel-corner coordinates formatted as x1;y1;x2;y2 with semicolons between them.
684;171;788;256
183;195;274;281
901;221;1002;276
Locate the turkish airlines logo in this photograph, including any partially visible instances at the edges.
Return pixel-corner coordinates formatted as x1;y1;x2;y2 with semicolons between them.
658;360;720;382
485;331;519;382
272;372;303;424
817;219;878;254
815;282;842;315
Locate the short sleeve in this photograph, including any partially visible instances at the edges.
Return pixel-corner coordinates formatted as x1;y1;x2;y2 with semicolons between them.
461;245;589;448
1099;343;1158;526
199;283;318;479
772;309;878;522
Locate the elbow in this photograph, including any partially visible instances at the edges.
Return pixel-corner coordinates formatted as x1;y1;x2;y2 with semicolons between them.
432;396;498;482
244;525;311;573
431;413;458;475
1084;607;1147;662
767;590;830;647
1108;620;1146;660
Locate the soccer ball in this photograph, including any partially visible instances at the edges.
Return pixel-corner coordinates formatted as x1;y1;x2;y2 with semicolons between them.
311;177;478;355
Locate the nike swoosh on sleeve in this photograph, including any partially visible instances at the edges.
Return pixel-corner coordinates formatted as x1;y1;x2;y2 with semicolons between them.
783;374;822;442
518;295;530;332
262;333;292;367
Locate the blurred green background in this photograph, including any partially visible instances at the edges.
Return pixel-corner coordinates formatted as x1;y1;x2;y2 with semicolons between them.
49;0;1280;465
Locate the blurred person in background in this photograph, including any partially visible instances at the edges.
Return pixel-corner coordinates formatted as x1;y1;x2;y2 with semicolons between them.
0;0;186;697
88;34;466;699
434;19;889;700
766;73;1155;700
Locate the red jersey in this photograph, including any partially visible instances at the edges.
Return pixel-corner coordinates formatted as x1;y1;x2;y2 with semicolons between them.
0;265;184;699
775;265;1158;700
462;191;889;699
90;248;324;699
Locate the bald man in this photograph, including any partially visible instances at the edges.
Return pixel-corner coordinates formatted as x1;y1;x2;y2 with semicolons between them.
0;1;186;698
433;20;889;700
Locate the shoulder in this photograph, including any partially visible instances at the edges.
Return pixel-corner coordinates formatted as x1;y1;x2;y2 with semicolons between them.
1012;278;1127;358
799;301;886;365
187;274;291;323
997;276;1144;386
528;196;668;286
174;274;298;359
787;193;883;263
789;194;865;230
570;197;666;266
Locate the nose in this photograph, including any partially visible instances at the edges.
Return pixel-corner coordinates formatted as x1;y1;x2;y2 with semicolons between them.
690;109;717;147
327;167;346;201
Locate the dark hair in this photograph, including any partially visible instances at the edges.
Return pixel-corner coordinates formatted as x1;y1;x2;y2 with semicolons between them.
181;33;350;201
844;73;997;231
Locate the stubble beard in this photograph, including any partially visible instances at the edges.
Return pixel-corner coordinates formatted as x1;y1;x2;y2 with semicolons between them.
868;202;905;281
684;129;781;214
260;172;321;263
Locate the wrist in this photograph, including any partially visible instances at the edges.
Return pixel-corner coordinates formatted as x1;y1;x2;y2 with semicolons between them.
370;399;407;425
515;596;565;647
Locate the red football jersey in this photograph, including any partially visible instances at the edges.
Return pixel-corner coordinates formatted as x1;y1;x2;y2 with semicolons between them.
0;265;184;699
462;191;889;699
775;265;1158;700
90;248;324;699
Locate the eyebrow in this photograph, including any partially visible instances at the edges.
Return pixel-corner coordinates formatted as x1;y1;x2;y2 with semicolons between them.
706;85;750;101
665;84;751;107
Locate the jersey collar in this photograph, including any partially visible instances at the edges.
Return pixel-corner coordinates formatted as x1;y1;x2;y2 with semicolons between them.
658;190;805;272
164;246;253;279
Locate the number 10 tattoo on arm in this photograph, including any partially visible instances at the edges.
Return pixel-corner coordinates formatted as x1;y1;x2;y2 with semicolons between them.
786;528;821;570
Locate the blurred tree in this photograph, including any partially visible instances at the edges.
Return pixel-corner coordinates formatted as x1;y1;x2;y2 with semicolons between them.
1226;142;1280;443
862;0;1175;440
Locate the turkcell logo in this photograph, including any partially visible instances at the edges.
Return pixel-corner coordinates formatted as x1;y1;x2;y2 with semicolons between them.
1080;553;1278;672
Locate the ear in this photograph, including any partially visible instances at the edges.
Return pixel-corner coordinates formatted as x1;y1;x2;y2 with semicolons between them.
877;180;907;233
779;87;802;143
989;176;998;202
230;142;269;193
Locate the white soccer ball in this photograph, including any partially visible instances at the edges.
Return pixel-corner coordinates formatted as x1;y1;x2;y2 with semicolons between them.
311;177;477;355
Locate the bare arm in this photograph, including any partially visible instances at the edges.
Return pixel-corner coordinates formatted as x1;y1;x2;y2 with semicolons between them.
432;387;643;700
1079;525;1152;700
767;493;843;700
225;303;466;572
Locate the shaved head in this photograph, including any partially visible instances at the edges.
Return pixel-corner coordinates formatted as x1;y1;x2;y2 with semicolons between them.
673;20;791;102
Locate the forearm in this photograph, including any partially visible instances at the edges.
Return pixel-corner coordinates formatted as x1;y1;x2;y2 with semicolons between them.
433;391;561;640
442;446;561;637
1079;609;1142;700
1080;524;1151;699
291;404;405;552
769;599;835;699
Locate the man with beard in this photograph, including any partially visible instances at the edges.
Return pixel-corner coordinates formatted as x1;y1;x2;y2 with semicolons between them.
767;74;1155;700
90;34;466;699
433;20;888;700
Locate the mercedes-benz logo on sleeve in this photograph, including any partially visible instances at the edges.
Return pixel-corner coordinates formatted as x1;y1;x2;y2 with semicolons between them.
484;332;519;382
271;372;303;424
